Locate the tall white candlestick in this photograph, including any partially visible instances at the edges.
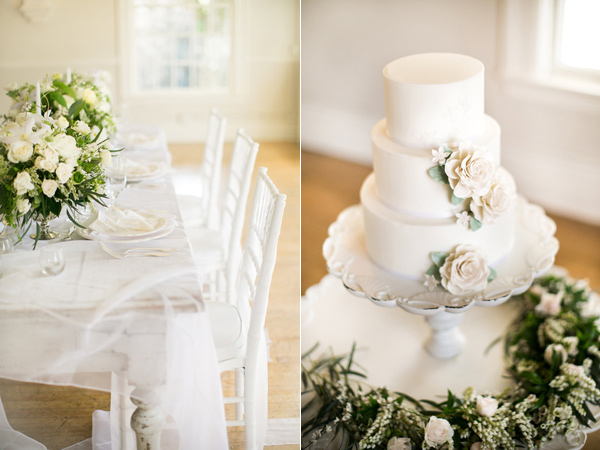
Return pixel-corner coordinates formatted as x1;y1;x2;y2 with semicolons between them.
66;67;72;84
35;82;41;113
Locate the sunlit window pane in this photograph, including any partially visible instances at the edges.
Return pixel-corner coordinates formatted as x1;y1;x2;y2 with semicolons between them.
133;0;232;92
558;0;600;71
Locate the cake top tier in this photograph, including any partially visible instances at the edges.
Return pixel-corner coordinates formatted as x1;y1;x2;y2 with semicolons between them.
383;53;485;149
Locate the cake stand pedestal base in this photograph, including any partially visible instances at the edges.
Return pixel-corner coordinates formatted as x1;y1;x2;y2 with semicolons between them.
426;312;465;359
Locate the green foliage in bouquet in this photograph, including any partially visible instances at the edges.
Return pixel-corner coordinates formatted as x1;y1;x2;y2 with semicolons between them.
4;70;116;137
302;272;600;450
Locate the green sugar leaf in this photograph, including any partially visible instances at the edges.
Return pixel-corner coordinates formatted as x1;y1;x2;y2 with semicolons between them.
487;267;497;283
470;217;483;232
426;264;441;281
428;165;449;184
430;252;449;268
451;193;465;205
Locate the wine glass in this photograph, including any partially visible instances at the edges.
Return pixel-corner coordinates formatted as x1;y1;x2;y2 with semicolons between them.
0;235;14;254
39;246;66;276
106;155;127;205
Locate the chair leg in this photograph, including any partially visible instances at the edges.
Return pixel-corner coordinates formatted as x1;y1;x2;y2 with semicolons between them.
235;367;245;422
244;395;256;450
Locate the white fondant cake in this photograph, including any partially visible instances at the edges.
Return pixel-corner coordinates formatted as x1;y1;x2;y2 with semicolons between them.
362;53;517;289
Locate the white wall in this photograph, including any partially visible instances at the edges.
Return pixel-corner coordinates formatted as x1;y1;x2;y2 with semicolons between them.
0;0;300;143
301;0;600;224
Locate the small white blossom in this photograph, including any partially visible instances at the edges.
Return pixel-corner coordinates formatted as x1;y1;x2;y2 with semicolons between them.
431;146;449;165
455;211;471;228
424;274;439;291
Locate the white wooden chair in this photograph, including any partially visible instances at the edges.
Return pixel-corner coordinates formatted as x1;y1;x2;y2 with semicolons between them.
186;129;259;302
178;108;227;229
207;167;286;450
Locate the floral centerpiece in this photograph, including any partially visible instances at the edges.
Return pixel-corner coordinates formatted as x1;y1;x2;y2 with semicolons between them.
303;271;600;450
0;107;112;243
4;70;116;139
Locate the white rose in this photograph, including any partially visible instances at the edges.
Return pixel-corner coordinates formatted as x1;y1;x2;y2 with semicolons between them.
7;141;34;163
444;142;496;199
439;245;490;295
41;179;58;198
56;116;69;130
535;291;563;316
64;157;77;169
48;134;80;159
581;291;600;318
82;88;97;105
470;171;516;224
544;344;568;364
529;284;546;297
73;120;91;134
4;81;19;91
476;395;498;417
16;198;31;214
564;363;585;378
100;149;112;167
55;162;73;184
387;437;411;450
424;416;454;448
13;171;34;195
36;157;57;172
562;336;579;355
41;146;59;164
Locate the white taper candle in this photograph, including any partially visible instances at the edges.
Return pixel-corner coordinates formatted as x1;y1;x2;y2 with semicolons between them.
66;67;72;84
35;82;41;113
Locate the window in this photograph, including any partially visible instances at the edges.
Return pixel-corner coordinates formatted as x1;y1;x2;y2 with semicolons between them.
132;0;233;93
554;0;600;72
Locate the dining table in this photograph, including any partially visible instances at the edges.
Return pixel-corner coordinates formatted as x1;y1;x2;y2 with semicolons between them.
0;126;229;450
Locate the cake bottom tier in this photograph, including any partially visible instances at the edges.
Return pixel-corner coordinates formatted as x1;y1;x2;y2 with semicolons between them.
361;173;515;278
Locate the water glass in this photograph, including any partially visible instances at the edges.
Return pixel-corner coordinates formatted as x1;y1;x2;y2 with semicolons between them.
107;155;127;203
0;235;14;254
40;246;66;276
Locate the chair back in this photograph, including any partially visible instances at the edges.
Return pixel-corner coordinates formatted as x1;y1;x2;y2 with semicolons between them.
221;129;259;302
234;167;286;350
201;109;227;229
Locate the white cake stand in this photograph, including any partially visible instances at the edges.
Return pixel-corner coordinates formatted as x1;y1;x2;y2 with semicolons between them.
322;195;559;359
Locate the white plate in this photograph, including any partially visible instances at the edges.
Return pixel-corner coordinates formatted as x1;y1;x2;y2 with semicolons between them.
77;218;176;243
323;196;559;315
124;161;167;181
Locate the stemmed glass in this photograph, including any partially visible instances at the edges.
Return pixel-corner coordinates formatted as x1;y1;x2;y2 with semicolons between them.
0;234;14;255
106;155;127;206
39;246;65;276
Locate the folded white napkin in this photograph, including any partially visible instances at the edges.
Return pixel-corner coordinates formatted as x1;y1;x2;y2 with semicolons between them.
127;132;155;145
124;158;161;177
88;207;165;237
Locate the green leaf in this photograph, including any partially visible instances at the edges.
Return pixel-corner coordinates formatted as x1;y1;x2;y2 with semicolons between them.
470;217;482;232
68;99;85;119
450;193;465;205
53;80;76;99
428;165;449;184
443;146;452;153
488;267;497;283
430;252;449;268
48;91;67;108
426;264;441;280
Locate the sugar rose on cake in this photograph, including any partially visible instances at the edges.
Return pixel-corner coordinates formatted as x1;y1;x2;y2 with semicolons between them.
444;141;496;199
439;244;491;295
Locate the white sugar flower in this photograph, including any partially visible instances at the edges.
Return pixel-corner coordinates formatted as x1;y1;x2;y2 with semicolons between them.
41;179;58;198
431;146;449;164
387;437;411;450
444;142;495;199
476;395;498;417
13;171;34;195
16;198;31;214
535;291;563;316
470;170;516;224
544;344;568;364
424;274;439;291
424;416;454;448
455;211;470;228
73;120;90;135
439;244;490;295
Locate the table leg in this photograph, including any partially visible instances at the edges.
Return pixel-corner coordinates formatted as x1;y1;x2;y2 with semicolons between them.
130;388;165;450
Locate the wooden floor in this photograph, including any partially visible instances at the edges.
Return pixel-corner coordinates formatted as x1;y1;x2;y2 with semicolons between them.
0;142;300;449
301;150;600;448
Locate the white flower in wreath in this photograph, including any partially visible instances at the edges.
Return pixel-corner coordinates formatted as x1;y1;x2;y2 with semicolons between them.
424;416;454;448
55;162;73;184
82;88;98;105
562;336;579;355
431;146;448;165
424;274;439;291
7;140;34;163
581;291;600;318
56;116;69;130
535;291;563;316
544;344;568;364
564;363;585;378
72;120;91;135
470;171;516;224
444;142;495;199
41;179;58;198
476;395;498;417
100;149;112;167
35;156;57;173
455;211;470;228
439;245;490;295
387;437;411;450
48;134;80;159
16;198;31;214
13;171;34;195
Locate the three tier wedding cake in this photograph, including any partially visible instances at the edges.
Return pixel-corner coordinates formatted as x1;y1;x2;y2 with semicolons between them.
361;53;518;295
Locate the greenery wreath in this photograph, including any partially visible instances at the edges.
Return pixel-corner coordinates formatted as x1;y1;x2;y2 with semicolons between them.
302;270;600;450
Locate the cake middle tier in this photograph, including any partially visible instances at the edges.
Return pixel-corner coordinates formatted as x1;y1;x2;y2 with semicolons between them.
372;114;501;217
361;173;515;279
